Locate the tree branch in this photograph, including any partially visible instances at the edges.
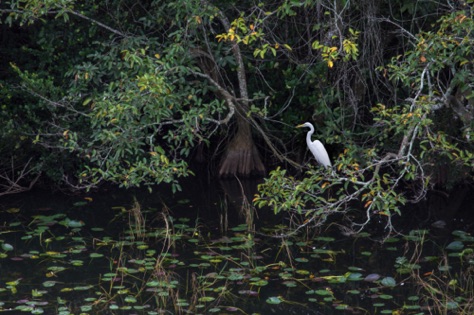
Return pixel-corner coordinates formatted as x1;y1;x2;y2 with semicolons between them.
0;8;127;38
0;158;40;196
66;9;128;38
190;71;235;125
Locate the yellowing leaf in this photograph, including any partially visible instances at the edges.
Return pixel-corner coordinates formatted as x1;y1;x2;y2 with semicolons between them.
160;155;169;164
328;60;334;68
6;279;21;286
61;288;74;292
456;14;467;23
6;207;20;213
321;275;342;280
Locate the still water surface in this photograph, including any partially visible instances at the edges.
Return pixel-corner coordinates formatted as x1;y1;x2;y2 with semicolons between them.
0;178;473;314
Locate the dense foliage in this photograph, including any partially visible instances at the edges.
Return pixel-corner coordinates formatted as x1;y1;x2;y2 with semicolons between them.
1;0;473;230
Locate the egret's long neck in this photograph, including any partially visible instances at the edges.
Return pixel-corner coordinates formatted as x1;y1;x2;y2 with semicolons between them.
306;126;314;145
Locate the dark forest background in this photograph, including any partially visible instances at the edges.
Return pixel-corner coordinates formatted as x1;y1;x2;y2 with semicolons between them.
1;0;473;230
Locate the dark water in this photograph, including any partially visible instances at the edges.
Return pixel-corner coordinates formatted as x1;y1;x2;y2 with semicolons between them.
0;177;473;314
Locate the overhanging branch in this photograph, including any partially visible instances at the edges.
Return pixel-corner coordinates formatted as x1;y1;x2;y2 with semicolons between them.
66;9;128;38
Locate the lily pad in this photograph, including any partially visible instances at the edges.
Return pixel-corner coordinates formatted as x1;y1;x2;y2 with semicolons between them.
446;241;464;251
282;281;297;287
64;219;85;228
446;301;459;310
380;277;396;287
124;296;137;303
1;243;14;251
364;273;380;282
250;279;268;286
42;281;57;288
295;269;310;275
347;272;363;281
315;289;332;296
209;308;221;312
266;296;282;304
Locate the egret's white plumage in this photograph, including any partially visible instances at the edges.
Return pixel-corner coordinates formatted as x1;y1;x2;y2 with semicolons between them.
296;122;332;168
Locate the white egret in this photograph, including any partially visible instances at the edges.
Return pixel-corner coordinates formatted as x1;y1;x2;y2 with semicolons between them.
296;122;332;168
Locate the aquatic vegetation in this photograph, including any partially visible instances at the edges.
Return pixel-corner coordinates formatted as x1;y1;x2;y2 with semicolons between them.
0;197;473;314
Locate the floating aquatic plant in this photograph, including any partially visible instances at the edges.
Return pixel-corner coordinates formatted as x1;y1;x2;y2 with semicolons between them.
1;197;474;315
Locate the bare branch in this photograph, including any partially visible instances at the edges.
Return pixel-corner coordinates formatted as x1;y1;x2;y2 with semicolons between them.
0;8;128;38
0;158;41;196
66;9;128;38
20;85;89;117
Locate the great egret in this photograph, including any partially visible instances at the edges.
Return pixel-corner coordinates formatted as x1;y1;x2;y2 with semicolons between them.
296;122;332;168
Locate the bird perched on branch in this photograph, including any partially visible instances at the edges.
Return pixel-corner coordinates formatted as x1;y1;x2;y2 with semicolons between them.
296;122;332;168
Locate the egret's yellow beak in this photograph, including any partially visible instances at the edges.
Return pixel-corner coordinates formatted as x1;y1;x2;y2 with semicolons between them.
296;124;304;128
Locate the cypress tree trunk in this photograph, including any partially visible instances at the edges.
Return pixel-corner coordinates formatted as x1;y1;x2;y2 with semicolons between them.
218;107;265;177
207;5;265;177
